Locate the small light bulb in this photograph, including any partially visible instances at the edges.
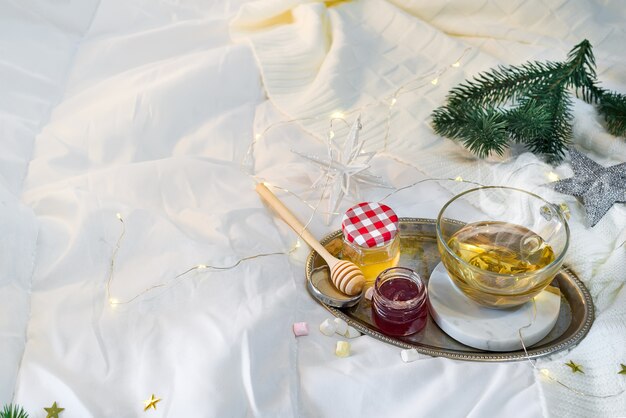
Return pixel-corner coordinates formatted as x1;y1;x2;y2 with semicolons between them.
109;298;119;307
540;369;550;377
547;171;560;182
390;97;397;107
452;61;460;68
455;176;463;182
197;264;207;269
431;78;439;85
254;133;262;140
329;130;335;139
295;240;301;249
116;213;122;220
331;111;345;119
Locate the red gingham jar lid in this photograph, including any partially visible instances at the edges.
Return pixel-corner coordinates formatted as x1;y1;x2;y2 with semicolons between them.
341;202;399;248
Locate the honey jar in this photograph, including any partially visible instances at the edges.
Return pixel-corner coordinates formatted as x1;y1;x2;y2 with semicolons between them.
341;202;400;287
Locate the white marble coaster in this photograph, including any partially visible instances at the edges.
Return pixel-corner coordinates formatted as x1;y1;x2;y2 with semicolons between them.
428;262;561;352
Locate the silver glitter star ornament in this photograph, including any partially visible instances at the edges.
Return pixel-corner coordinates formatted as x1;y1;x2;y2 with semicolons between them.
293;115;390;222
550;148;626;227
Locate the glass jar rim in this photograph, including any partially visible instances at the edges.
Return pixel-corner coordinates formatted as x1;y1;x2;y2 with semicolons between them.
343;234;399;252
435;186;570;280
373;267;427;309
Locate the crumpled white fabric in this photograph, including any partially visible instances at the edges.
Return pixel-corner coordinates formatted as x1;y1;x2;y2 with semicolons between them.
0;184;38;405
1;0;624;417
231;0;626;416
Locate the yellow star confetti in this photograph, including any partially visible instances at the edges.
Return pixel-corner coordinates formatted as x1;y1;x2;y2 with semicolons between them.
143;394;162;411
619;364;626;375
565;360;584;374
44;402;64;418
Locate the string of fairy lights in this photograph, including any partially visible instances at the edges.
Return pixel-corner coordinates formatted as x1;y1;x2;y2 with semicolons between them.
102;47;626;403
517;300;625;399
241;48;472;177
108;48;476;306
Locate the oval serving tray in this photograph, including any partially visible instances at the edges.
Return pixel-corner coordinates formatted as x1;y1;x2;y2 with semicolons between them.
305;218;594;362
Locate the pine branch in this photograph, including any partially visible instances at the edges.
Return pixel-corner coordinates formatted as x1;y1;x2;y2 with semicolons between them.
597;90;626;137
433;104;508;157
431;39;625;162
505;99;553;144
446;61;564;107
563;40;603;103
524;85;572;163
444;41;595;108
566;39;596;80
0;405;29;418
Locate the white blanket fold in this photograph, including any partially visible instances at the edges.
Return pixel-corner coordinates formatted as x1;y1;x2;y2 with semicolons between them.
231;1;626;416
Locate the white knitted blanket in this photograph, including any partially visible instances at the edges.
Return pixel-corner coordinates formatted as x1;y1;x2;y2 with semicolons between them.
231;1;626;416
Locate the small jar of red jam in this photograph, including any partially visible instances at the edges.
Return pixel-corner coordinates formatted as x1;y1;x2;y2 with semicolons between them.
372;267;428;337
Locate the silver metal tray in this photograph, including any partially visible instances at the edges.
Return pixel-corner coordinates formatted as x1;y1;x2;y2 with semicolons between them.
305;218;594;362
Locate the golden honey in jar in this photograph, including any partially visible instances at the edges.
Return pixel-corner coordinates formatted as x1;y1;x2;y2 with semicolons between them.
341;202;400;288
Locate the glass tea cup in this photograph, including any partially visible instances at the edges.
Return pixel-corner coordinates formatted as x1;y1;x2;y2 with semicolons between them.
436;186;569;309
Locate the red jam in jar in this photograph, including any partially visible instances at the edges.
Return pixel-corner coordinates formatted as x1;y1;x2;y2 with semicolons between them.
372;267;428;337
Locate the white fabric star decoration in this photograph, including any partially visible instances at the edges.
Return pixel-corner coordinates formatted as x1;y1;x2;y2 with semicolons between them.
550;148;626;227
293;115;390;222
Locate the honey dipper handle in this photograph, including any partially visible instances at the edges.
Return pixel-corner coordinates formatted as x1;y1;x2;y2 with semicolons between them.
255;183;335;263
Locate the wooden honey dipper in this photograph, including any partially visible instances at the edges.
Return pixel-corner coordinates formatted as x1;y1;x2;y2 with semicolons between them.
256;183;365;296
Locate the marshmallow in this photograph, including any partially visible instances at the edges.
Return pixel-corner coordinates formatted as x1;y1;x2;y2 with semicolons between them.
334;318;348;336
400;348;419;363
335;341;351;358
293;322;309;337
344;326;361;339
365;287;374;301
319;319;337;336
